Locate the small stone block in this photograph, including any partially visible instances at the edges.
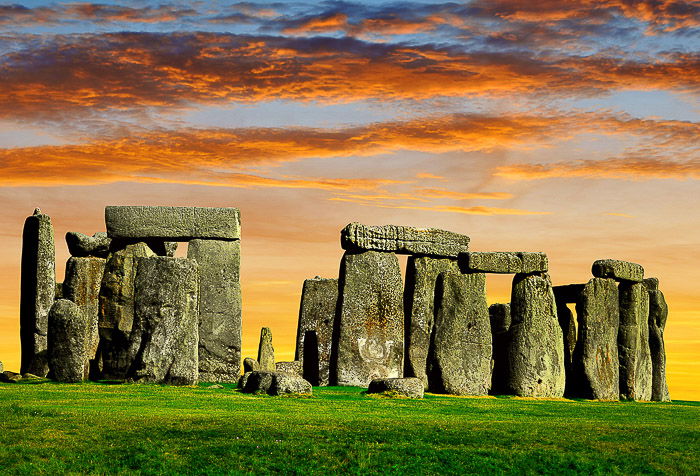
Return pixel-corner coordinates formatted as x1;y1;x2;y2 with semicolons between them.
592;259;643;282
460;251;548;274
367;377;424;398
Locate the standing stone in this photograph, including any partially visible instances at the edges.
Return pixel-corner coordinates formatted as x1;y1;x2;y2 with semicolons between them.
618;281;652;400
243;357;259;373
98;242;155;379
404;257;459;388
506;273;565;397
489;303;511;394
553;285;583;397
647;282;670;402
20;208;55;377
47;299;87;383
295;277;338;386
129;257;199;385
63;257;106;378
427;272;491;396
341;223;469;257
188;239;242;382
333;250;404;386
571;278;619;400
258;327;275;371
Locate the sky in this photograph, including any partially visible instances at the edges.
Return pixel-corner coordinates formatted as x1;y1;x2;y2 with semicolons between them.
0;0;698;399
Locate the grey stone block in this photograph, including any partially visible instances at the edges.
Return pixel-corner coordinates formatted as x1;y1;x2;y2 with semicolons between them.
592;259;644;282
341;223;469;257
647;284;670;402
48;299;87;383
460;252;548;274
243;357;259;373
367;377;424;398
276;361;302;376
66;232;111;258
239;370;312;395
618;281;652;400
257;327;275;371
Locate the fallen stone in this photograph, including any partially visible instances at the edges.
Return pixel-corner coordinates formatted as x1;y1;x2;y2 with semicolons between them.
238;371;252;390
295;277;338;386
208;384;224;389
460;252;547;274
48;299;88;383
428;272;491;396
20;208;55;377
1;371;22;383
239;370;312;396
65;231;111;258
341;223;469;258
571;278;620;400
276;361;302;376
333;250;404;386
128;257;199;386
243;357;259;373
22;373;43;380
553;284;585;304
618;281;652;400
489;303;511;395
188;239;241;382
506;273;565;397
105;206;240;241
647;282;671;402
257;327;275;371
404;257;460;388
592;259;644;283
367;377;424;398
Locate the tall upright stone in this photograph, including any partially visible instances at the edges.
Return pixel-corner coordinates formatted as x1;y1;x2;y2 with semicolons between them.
489;303;511;394
63;257;106;378
188;239;242;382
258;327;275;371
20;208;56;377
646;280;670;402
427;272;491;395
128;257;199;385
506;273;565;397
571;278;619;400
333;250;404;386
295;277;338;386
618;281;652;400
403;256;460;388
47;299;87;383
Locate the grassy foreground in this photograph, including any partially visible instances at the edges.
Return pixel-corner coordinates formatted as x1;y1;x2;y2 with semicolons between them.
0;381;698;475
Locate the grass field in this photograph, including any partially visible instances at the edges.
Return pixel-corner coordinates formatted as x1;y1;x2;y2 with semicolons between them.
0;381;698;475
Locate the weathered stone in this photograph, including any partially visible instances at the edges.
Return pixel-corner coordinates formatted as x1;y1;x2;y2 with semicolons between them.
618;281;652;400
188;239;241;382
427;272;491;396
460;252;548;274
98;242;155;379
55;282;63;300
48;299;87;383
243;357;259;373
506;273;565;397
20;208;55;377
647;283;670;402
643;277;659;291
105;206;240;241
128;257;199;385
238;371;252;390
0;361;3;373
66;231;111;258
276;361;302;376
489;303;511;395
367;377;424;398
239;370;312;395
295;277;338;386
341;223;469;258
553;284;585;304
22;372;43;380
63;257;105;378
554;299;577;397
257;327;275;371
571;278;619;400
1;371;22;383
592;259;644;282
333;250;404;386
208;384;224;389
404;257;460;388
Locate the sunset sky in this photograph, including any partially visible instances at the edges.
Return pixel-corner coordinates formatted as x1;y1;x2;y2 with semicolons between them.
0;1;698;398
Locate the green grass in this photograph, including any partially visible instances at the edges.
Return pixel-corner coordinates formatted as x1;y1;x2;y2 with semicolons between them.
0;381;698;475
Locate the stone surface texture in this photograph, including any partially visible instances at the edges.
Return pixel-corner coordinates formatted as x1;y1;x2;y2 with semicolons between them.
367;377;424;398
572;278;620;400
128;257;199;385
340;222;469;257
257;327;275;371
592;259;644;283
618;281;652;400
427;272;491;396
460;252;548;274
506;273;565;397
105;206;240;241
403;256;460;388
275;361;303;376
187;239;241;382
647;283;671;402
294;277;338;386
333;250;404;386
66;231;111;258
20;208;55;377
239;370;312;395
489;303;511;395
243;357;259;373
48;299;88;382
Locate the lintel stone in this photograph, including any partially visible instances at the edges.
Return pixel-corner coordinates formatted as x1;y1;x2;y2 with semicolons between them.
592;259;643;282
459;251;547;274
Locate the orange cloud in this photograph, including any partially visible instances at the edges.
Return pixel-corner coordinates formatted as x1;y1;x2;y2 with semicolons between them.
282;13;349;34
330;197;550;216
416;188;514;200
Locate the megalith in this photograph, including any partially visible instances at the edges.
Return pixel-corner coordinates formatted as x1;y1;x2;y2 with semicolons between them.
258;327;275;371
646;278;670;402
48;299;87;383
20;208;56;377
506;273;565;397
65;231;111;258
404;256;460;388
489;303;511;394
333;250;404;386
592;259;643;283
128;257;199;385
295;277;338;386
341;223;469;257
187;239;242;382
427;272;491;396
460;252;548;274
553;284;584;396
618;281;652;400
